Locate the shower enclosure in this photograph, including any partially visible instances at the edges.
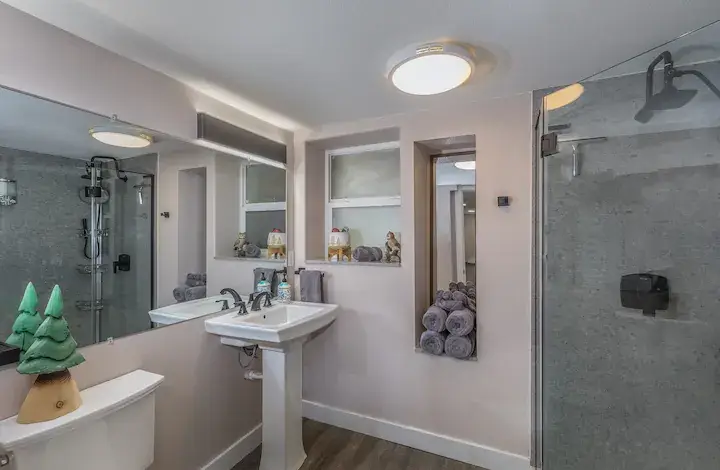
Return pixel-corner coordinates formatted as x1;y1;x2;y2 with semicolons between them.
535;20;720;470
81;158;154;344
0;149;154;348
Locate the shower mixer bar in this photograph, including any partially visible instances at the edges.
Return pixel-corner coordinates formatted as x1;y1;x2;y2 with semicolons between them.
556;137;607;177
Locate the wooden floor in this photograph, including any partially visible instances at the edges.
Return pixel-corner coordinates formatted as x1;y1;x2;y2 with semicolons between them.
233;419;485;470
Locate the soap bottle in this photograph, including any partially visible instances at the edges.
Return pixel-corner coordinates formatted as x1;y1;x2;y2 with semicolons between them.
257;272;270;294
278;273;291;303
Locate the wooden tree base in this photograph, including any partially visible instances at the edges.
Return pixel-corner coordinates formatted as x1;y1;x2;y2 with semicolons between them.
17;370;82;424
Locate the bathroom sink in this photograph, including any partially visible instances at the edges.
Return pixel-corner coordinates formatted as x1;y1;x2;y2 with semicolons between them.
148;294;239;326
206;301;338;470
204;301;338;346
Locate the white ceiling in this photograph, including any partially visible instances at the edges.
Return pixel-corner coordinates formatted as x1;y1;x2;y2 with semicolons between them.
0;86;199;160
4;0;720;129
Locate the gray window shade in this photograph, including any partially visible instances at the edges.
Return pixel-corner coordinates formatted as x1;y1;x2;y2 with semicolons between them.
246;210;286;248
330;147;400;199
245;165;286;203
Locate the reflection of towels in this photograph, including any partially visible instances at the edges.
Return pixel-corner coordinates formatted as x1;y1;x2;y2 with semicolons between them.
173;286;188;302
185;279;205;287
299;270;324;303
445;334;475;359
420;330;447;355
352;246;384;262
254;268;278;295
422;306;447;333
185;286;207;301
446;308;475;336
187;273;202;281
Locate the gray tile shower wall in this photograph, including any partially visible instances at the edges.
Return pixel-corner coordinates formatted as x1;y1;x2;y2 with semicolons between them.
0;147;93;346
542;127;720;470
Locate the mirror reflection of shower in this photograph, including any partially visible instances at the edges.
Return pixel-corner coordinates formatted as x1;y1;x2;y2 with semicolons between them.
133;175;152;206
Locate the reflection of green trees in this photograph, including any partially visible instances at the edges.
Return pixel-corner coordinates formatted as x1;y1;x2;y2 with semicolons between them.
17;285;85;375
6;283;43;361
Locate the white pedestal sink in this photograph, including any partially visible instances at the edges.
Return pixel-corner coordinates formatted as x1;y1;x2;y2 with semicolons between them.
205;301;338;470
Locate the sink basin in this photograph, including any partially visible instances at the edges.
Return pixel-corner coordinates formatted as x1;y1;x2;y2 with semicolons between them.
148;294;240;326
204;301;337;346
205;300;338;470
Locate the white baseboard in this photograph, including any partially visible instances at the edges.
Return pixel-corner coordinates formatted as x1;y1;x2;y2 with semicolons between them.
201;423;262;470
303;400;530;470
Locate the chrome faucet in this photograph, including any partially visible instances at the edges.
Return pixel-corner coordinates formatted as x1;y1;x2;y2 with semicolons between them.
220;288;248;315
249;291;272;311
215;299;230;311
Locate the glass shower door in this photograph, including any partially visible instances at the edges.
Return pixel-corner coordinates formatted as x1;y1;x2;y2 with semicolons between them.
97;171;154;341
538;20;720;470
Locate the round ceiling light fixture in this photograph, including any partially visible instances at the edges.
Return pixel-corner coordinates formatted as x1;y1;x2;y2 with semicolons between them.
544;83;585;110
454;161;476;171
387;42;475;95
89;126;153;148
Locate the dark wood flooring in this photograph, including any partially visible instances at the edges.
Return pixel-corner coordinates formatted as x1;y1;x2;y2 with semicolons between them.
232;419;485;470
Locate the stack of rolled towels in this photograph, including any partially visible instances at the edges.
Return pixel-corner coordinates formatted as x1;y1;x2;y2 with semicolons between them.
420;281;476;359
173;273;208;303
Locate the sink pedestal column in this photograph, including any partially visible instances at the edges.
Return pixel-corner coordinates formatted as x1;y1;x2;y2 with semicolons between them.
259;341;306;470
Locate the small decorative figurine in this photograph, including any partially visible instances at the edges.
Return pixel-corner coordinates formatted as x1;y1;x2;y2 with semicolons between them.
6;282;43;361
16;285;86;424
328;227;351;262
233;232;247;257
384;231;401;263
267;228;287;259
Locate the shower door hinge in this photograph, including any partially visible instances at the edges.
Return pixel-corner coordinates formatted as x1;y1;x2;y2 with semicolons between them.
541;132;559;157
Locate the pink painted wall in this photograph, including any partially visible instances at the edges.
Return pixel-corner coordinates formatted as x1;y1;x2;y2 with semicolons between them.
294;94;534;459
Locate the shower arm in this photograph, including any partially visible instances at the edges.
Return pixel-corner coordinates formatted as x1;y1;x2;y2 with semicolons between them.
673;69;720;100
644;51;674;103
90;156;128;182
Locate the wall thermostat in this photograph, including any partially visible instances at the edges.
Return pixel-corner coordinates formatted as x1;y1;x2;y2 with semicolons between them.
497;196;510;207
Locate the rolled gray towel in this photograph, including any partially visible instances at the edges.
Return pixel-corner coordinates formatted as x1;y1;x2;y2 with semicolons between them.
245;243;261;258
446;308;475;336
352;246;373;262
422;305;447;333
187;273;202;281
445;334;475;359
436;290;468;312
173;286;188;302
370;247;383;262
185;285;207;301
185;279;205;287
420;330;447;355
201;273;207;283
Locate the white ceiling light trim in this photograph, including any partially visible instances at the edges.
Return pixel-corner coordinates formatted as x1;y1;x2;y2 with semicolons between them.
193;139;287;170
454;161;476;170
89;126;153;148
387;43;475;95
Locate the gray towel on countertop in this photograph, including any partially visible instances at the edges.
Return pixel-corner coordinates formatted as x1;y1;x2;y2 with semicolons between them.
244;243;262;258
420;330;447;355
173;286;188;303
422;305;447;333
445;334;475;359
300;270;324;303
254;267;278;295
446;308;475;336
185;285;207;301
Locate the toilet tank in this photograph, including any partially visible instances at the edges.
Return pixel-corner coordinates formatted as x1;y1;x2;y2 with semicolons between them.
0;370;164;470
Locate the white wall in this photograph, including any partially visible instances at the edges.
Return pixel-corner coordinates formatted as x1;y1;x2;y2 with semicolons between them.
294;94;533;468
177;167;208;285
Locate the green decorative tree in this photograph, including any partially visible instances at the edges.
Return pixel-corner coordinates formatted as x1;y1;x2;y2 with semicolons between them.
5;282;43;361
17;285;85;375
16;285;86;424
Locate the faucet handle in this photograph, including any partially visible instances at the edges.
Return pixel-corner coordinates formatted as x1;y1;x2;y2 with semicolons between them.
264;295;272;307
216;299;229;310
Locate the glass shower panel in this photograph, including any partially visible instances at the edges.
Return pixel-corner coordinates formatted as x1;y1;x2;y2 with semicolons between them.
99;171;153;341
539;20;720;470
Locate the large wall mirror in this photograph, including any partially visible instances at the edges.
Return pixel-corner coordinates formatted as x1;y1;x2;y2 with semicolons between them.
0;85;288;365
